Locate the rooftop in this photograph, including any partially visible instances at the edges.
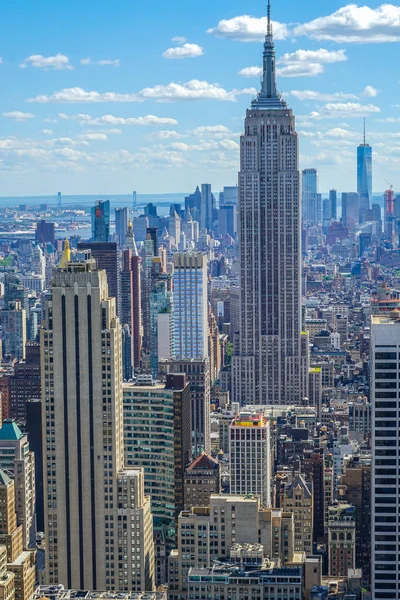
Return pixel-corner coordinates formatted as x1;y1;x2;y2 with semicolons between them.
186;453;219;472
31;588;165;600
0;419;23;441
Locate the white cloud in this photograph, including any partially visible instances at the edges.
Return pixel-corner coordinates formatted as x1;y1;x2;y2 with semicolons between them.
163;43;204;59
79;133;108;141
238;66;262;77
172;36;187;43
97;59;120;66
0;58;3;65
191;125;236;137
20;54;73;70
208;15;288;42
148;130;183;140
306;102;381;119
2;111;35;121
75;114;178;126
362;85;379;97
28;81;255;103
294;4;400;43
240;49;347;79
278;63;325;77
288;90;358;101
41;129;53;135
81;58;120;66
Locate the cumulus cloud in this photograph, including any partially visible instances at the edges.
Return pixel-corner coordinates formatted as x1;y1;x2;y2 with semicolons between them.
65;114;178;126
163;43;204;59
294;4;400;43
147;130;183;140
191;125;239;138
81;58;120;66
20;54;73;70
362;85;379;97
172;36;187;43
0;58;3;64
240;49;347;79
41;129;53;135
208;15;288;42
2;111;35;121
288;90;358;101
306;102;381;119
79;133;108;141
28;81;256;103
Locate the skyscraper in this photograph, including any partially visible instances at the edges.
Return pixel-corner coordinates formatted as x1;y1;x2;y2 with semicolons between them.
357;122;372;222
41;250;154;591
232;1;307;405
77;242;121;317
115;207;131;247
370;312;400;598
200;184;213;231
302;169;318;225
330;189;337;221
91;200;110;242
173;253;208;360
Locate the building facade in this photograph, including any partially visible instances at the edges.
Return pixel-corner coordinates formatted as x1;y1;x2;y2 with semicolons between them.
232;6;307;405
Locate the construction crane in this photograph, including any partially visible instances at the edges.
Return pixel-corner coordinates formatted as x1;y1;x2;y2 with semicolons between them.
385;179;394;191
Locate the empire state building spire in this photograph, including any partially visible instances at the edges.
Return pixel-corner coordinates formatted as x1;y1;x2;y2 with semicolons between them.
252;0;287;109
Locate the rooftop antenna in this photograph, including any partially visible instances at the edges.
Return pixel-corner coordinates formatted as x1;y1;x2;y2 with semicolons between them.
363;117;366;145
267;0;272;36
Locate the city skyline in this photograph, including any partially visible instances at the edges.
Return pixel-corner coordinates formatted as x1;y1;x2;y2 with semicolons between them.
1;0;400;195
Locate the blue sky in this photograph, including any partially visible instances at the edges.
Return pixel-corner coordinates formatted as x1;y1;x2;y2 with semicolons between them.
1;0;400;196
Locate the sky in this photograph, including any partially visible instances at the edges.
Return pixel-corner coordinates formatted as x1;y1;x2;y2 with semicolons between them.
1;0;400;196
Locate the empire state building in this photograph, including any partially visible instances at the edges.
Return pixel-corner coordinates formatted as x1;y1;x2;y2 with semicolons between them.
232;1;308;405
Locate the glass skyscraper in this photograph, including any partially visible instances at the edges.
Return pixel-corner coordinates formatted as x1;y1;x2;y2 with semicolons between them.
91;199;110;242
357;127;372;223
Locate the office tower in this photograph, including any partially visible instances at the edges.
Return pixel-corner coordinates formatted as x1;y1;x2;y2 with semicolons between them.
147;227;158;256
9;343;40;421
208;306;221;385
357;122;372;222
115;207;131;247
200;184;213;231
35;220;55;246
280;474;313;554
223;185;238;205
0;471;36;600
384;188;395;239
26;400;44;533
229;412;271;507
123;375;191;519
218;203;237;237
132;215;149;242
370;311;400;598
322;198;331;231
121;251;134;380
77;242;121;317
1;302;26;360
159;358;210;456
341;192;360;228
0;420;35;548
168;495;295;600
184;453;220;510
184;187;202;223
302;169;318;225
91;200;110;242
149;260;173;378
173;253;208;360
3;275;28;313
168;211;180;246
232;5;306;406
31;246;46;279
126;227;142;368
329;189;337;220
359;232;372;257
328;504;356;578
132;191;137;212
41;252;155;591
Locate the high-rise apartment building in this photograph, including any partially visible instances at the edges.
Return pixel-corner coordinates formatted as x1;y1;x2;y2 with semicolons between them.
0;420;35;548
184;453;220;511
41;251;154;591
173;253;208;361
302;169;318;225
91;200;110;242
115;207;131;247
280;474;313;554
232;5;306;405
370;312;400;599
357;124;372;222
328;503;356;578
229;412;271;507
